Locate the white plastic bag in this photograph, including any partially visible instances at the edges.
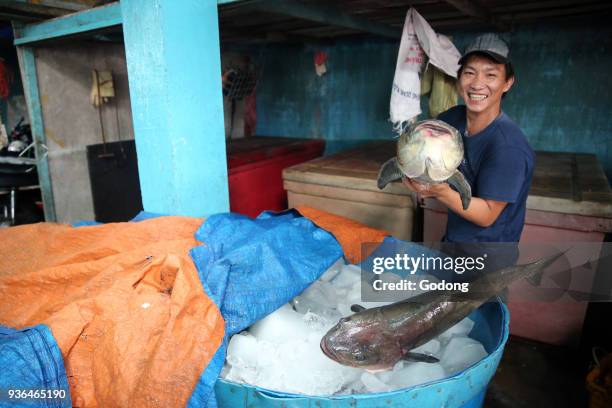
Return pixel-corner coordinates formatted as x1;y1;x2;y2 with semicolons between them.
389;9;423;132
390;8;461;132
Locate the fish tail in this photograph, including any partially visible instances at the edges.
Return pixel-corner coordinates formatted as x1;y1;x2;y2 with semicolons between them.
494;250;567;292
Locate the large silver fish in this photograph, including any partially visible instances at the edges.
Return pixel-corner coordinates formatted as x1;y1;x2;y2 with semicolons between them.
378;120;472;210
320;252;563;370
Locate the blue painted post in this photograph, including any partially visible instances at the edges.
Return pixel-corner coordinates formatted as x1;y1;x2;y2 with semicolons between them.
13;27;57;221
121;0;229;217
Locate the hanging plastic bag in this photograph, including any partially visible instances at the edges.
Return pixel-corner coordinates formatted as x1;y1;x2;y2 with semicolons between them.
389;9;424;133
390;9;461;132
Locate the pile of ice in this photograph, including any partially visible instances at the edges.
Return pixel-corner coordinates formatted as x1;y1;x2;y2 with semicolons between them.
220;258;488;396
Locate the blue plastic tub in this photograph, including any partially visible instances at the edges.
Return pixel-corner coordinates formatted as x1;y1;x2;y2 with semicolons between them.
215;300;509;408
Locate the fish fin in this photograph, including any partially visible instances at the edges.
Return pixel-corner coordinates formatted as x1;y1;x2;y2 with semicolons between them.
377;157;404;189
447;170;472;210
525;270;544;287
581;258;597;270
525;249;571;287
350;304;366;313
402;352;439;363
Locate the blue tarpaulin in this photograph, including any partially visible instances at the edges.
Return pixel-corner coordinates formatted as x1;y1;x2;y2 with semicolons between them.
2;211;344;408
187;211;343;407
0;325;71;408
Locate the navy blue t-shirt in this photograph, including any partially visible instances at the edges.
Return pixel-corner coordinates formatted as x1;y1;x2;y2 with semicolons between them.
437;105;535;243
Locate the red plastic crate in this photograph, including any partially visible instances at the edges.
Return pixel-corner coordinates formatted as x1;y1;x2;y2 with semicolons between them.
227;137;325;217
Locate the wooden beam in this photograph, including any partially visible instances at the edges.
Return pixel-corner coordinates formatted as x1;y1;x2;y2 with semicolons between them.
245;0;400;38
8;0;87;12
444;0;509;31
122;0;229;217
13;23;57;221
0;10;44;22
499;2;612;22
13;2;121;46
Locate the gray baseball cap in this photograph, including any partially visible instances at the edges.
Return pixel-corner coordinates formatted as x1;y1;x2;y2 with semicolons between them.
459;33;510;64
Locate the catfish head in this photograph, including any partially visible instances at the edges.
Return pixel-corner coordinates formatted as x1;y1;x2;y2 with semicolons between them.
319;309;403;371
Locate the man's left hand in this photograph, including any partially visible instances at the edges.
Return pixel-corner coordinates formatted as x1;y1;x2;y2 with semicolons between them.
416;182;453;200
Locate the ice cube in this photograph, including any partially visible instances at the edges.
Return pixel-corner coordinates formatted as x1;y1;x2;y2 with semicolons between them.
411;339;442;358
375;367;396;383
224;364;259;385
303;311;339;333
332;264;361;289
219;363;231;378
389;362;447;389
348;280;364;303
293;281;338;315
226;332;259;368
249;303;311;343
361;372;392;393
440;336;487;375
319;257;345;282
438;317;475;344
337;302;353;317
272;338;360;395
337;377;364;395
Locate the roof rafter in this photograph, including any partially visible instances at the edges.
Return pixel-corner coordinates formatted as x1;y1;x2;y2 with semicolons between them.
444;0;510;31
241;0;401;39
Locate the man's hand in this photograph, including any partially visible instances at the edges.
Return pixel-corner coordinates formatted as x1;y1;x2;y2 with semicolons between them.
402;178;453;200
401;177;507;228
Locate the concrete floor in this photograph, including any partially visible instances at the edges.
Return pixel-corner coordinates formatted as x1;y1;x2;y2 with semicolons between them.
485;336;589;408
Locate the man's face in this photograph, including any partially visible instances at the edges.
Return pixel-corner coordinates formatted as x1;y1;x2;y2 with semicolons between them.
458;55;514;115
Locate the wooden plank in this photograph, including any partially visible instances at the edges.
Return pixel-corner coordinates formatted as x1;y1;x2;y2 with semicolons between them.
525;209;612;233
1;0;82;20
576;153;612;202
246;0;400;39
13;33;57;221
13;2;121;46
570;154;582;201
284;179;413;208
526;195;612;218
444;0;509;30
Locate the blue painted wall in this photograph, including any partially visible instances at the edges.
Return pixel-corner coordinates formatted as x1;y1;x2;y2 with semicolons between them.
252;18;612;182
255;38;398;154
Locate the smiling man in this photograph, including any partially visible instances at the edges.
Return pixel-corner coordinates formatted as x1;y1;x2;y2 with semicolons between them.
404;33;535;244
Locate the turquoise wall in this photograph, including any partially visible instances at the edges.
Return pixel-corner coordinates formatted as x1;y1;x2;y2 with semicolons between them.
255;38;398;154
253;18;612;182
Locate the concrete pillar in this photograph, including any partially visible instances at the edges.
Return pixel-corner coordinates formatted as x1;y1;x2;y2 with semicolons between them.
121;0;229;216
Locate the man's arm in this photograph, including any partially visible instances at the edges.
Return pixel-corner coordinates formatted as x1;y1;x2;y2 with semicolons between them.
403;178;507;227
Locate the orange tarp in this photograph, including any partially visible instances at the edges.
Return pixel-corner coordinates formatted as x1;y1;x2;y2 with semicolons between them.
0;217;225;408
0;209;389;407
296;206;388;264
